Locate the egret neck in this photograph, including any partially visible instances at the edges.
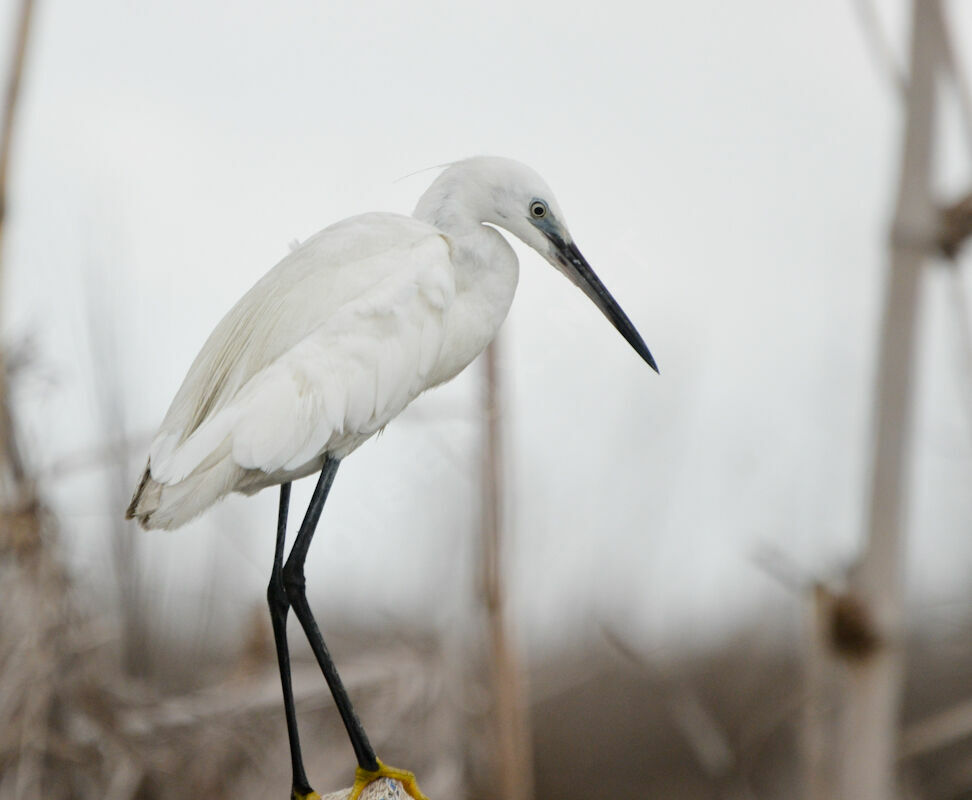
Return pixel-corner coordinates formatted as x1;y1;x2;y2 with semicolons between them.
413;179;520;387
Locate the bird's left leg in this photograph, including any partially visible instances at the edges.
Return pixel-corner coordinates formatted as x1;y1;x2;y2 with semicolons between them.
267;482;318;800
282;457;429;800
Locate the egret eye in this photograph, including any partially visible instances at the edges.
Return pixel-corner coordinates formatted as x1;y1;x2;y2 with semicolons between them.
530;201;547;219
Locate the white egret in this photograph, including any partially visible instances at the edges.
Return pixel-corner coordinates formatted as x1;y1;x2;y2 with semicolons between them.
126;156;657;800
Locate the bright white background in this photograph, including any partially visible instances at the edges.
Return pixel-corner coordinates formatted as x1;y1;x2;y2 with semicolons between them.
2;0;971;654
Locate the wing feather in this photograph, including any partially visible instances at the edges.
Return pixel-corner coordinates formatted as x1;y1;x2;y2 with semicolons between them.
148;215;453;484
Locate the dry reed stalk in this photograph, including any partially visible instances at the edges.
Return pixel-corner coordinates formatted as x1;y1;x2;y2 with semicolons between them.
480;338;534;800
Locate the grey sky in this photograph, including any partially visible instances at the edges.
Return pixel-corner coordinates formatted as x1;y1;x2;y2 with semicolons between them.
3;0;971;652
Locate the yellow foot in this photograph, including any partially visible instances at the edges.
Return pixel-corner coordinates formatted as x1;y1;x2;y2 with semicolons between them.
293;791;321;800
348;759;429;800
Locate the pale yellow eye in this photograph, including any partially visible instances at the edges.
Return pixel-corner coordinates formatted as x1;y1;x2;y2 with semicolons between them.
530;201;547;219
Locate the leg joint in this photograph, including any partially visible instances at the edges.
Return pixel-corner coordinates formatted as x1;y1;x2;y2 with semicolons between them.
267;572;290;615
281;560;306;603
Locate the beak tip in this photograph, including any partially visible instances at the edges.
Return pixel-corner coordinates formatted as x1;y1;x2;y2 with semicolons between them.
643;350;660;374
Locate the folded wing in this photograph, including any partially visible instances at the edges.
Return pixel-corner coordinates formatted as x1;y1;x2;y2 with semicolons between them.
129;213;454;527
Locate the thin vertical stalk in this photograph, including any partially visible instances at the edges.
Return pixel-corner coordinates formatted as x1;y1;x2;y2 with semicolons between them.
844;1;937;797
804;3;939;798
480;338;533;800
0;0;36;508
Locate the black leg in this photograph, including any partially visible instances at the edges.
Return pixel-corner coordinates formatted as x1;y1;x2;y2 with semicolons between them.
282;457;380;773
267;482;315;799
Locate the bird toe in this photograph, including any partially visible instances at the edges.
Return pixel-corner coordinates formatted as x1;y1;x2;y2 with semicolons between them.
347;759;429;800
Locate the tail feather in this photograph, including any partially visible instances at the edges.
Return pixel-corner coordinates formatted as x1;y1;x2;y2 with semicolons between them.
125;466;154;521
125;458;243;530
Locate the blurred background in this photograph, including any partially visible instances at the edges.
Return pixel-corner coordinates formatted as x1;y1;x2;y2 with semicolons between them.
1;0;971;798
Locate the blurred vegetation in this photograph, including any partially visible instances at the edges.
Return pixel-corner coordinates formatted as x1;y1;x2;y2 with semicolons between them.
7;509;972;799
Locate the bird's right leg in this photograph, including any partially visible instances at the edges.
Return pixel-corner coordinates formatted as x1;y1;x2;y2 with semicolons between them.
283;459;429;800
267;482;317;800
281;459;380;772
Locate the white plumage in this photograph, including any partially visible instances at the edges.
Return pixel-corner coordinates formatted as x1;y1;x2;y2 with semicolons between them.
127;156;656;529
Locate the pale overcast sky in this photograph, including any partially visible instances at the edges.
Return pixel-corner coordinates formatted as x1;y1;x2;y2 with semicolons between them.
3;0;971;653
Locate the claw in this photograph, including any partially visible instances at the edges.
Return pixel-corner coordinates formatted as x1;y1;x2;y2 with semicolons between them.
348;759;429;800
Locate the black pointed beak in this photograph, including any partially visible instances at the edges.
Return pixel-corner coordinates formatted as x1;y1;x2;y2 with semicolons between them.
550;236;658;373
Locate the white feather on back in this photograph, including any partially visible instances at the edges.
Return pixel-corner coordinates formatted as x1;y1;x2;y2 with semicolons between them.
148;213;454;485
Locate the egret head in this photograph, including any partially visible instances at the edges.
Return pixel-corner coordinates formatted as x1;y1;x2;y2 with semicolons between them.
416;156;658;372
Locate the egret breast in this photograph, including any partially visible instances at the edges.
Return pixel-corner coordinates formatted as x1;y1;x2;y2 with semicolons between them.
427;226;520;387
